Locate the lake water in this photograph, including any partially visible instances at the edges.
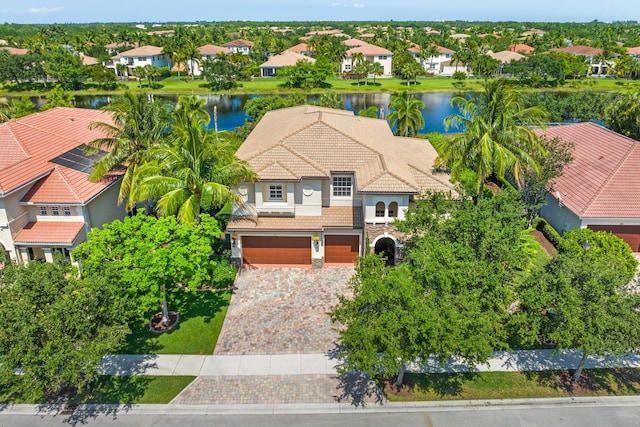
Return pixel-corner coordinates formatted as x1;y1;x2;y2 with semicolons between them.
24;92;467;134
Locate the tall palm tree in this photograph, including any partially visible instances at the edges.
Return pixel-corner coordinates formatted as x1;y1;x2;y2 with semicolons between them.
368;61;384;84
132;96;255;224
386;90;425;137
87;92;172;210
0;98;10;123
437;79;548;200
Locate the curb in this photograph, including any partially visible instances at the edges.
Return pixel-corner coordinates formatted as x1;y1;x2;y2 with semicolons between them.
2;395;640;416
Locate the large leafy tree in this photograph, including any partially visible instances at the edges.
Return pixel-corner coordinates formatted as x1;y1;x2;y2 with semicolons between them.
604;91;640;141
73;212;227;326
437;79;548;200
87;92;172;210
513;229;640;383
333;190;530;386
386;90;425;137
132;95;255;223
0;260;133;402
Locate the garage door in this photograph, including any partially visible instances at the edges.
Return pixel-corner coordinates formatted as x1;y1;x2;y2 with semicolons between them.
588;225;640;252
325;235;360;264
242;236;311;265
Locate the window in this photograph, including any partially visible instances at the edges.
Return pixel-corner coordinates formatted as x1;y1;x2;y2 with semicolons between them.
268;185;284;201
378;55;387;60
332;176;352;197
63;207;71;216
51;206;59;216
375;201;385;217
39;206;47;216
388;202;398;218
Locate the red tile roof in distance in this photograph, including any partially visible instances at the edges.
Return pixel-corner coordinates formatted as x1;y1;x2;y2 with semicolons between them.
13;221;85;245
538;122;640;219
0;107;117;200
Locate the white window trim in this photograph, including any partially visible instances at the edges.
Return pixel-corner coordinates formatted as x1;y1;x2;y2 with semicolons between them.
268;184;284;201
332;176;353;198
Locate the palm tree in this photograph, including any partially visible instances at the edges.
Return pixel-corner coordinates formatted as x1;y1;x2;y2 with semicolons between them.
368;61;384;85
87;92;172;210
358;106;379;118
115;63;128;80
386;90;425;137
437;79;548;201
132;96;255;224
0;98;10;123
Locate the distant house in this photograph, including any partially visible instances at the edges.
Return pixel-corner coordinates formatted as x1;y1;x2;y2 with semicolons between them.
342;42;393;77
538;122;640;252
487;51;525;63
549;46;608;75
0;108;126;264
106;45;170;76
286;43;313;57
0;47;28;55
187;44;233;77
408;44;455;75
259;51;315;77
222;39;254;55
509;44;535;54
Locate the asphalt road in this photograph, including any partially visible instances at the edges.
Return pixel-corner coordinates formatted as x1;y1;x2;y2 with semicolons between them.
1;406;639;427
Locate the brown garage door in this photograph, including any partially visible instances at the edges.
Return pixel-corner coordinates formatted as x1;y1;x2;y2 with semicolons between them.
325;235;360;264
242;236;311;265
588;225;640;252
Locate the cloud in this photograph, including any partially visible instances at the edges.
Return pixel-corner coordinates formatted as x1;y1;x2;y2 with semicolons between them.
331;2;347;6
27;7;63;14
353;2;365;7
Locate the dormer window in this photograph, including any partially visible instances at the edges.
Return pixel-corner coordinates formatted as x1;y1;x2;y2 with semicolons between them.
51;206;59;216
332;176;352;197
40;206;48;216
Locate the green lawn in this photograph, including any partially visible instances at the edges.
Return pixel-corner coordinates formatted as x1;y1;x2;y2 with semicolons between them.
72;376;195;404
385;369;640;401
119;290;231;355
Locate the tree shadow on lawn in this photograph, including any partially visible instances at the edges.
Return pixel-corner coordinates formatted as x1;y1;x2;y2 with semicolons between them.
383;372;470;399
525;368;640;395
120;289;231;355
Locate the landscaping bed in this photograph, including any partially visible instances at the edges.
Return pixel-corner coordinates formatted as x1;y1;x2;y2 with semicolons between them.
72;376;196;404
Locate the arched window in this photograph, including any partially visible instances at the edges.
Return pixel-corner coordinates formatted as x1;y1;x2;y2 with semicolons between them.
375;201;385;217
388;202;398;218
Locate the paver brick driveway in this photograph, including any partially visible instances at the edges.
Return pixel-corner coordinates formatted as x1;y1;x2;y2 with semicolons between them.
214;266;354;355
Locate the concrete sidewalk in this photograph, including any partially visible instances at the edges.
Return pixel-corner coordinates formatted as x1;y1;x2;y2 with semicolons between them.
100;349;640;376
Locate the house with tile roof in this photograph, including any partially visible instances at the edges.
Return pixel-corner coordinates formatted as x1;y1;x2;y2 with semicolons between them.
538;122;640;252
186;44;233;77
222;39;254;55
408;44;455;75
0;107;125;264
105;45;170;77
341;41;393;77
549;46;609;75
226;105;454;267
259;51;316;77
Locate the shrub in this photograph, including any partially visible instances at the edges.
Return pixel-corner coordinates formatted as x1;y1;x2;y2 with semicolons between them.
533;217;562;248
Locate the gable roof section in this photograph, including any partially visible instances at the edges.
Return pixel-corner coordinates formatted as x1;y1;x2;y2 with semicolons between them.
488;50;525;63
117;45;164;57
236;106;453;195
223;39;254;48
538;122;640;219
199;44;232;55
509;43;535;54
550;45;603;56
346;43;393;56
260;51;315;68
286;43;311;54
0;107;118;198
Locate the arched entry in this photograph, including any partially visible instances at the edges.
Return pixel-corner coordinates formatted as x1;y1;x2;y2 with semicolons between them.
374;237;396;266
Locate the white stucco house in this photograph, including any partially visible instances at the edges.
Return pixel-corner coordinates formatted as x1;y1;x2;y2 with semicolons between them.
539;122;640;252
259;51;315;77
226;105;454;267
186;44;233;77
341;41;393;77
222;39;254;55
106;45;170;76
408;44;455;75
0;108;125;264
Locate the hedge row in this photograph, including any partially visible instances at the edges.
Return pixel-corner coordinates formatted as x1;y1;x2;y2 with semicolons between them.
533;217;562;248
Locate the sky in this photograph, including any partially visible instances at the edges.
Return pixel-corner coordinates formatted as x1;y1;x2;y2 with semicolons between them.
1;0;638;24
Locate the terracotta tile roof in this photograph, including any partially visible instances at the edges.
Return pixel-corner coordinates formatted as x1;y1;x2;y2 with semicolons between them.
286;43;311;54
1;47;28;55
236;106;454;195
223;39;254;48
198;44;232;55
550;46;603;56
509;44;535;54
81;55;99;66
408;44;454;55
346;43;393;56
13;221;85;245
0;107;118;198
343;38;366;47
538;122;640;219
227;206;363;231
117;45;164;57
488;50;525;63
260;51;315;68
627;46;640;55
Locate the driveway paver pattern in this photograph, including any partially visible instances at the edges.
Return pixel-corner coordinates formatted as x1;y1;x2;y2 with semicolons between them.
214;267;354;355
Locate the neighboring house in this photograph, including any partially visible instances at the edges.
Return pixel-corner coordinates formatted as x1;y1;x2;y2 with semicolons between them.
538;122;640;252
106;45;170;76
222;39;254;55
187;44;233;77
227;105;454;267
104;42;138;55
408;44;455;74
627;46;640;61
286;42;313;57
549;46;609;75
0;108;125;264
488;50;525;74
342;42;393;77
0;47;28;55
508;43;535;54
259;51;315;77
